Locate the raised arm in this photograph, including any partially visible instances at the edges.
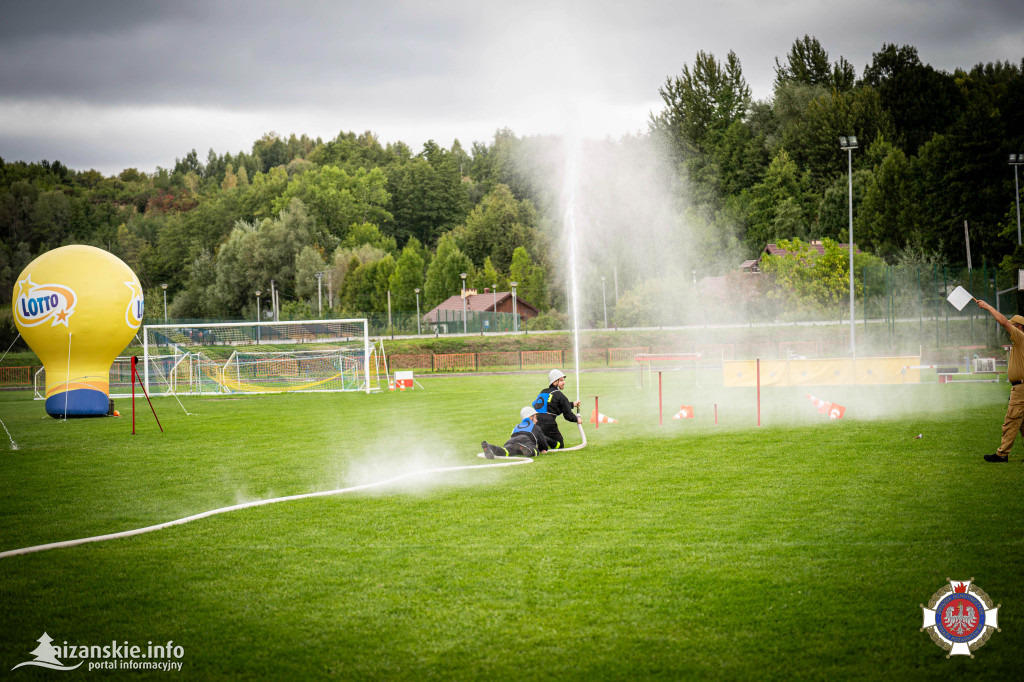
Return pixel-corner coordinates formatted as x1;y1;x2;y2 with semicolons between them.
977;299;1013;334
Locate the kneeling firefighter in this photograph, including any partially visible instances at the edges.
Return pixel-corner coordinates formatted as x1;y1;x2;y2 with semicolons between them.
532;369;581;450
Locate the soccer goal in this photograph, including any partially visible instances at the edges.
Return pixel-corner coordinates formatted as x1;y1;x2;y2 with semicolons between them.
138;319;378;396
634;352;703;389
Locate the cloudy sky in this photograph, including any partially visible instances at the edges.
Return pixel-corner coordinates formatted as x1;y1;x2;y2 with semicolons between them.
1;0;1021;176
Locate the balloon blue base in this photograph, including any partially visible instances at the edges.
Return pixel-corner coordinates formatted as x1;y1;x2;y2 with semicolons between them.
46;389;109;418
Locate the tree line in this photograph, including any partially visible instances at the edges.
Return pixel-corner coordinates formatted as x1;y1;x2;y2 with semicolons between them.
1;37;1021;327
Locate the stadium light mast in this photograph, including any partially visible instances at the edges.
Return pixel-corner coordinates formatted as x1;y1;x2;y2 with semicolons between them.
460;272;468;334
492;284;498;332
159;280;167;323
840;135;859;360
1011;153;1023;246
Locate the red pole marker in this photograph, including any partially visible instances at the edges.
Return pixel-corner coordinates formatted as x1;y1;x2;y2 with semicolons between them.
594;396;599;430
714;403;718;425
132;356;164;433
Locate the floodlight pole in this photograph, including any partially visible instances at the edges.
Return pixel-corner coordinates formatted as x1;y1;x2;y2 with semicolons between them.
460;273;468;334
492;284;497;332
1012;154;1023;246
840;135;859;360
161;283;168;324
414;288;421;335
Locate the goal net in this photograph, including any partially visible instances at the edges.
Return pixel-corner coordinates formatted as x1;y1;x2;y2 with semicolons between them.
136;319;377;396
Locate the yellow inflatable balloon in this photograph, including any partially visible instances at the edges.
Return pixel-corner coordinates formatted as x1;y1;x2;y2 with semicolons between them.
12;245;144;418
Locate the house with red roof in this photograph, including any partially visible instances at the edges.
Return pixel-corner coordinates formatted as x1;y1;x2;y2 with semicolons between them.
423;289;539;328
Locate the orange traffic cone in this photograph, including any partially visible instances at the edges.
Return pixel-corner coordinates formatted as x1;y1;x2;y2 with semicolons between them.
672;405;694;420
807;393;845;419
589;409;618;424
806;393;830;414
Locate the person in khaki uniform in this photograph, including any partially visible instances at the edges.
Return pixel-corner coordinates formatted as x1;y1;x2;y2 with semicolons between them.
977;299;1024;462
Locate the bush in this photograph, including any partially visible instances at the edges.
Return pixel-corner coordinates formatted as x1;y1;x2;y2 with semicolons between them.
527;311;566;330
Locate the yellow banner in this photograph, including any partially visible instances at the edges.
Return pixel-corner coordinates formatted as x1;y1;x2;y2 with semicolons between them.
722;357;921;387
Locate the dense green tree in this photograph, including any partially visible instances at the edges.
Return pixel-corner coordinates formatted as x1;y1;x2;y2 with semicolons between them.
294;245;327;304
652;50;751;158
744;149;812;250
774;35;856;92
384;153;468;247
273;165;391;247
509;246;548;310
454;184;538;271
862;43;966;154
860;144;917;258
389;239;426;310
208;199;314;316
423;233;473;307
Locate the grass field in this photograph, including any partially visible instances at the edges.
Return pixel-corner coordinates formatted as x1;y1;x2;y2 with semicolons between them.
1;371;1022;679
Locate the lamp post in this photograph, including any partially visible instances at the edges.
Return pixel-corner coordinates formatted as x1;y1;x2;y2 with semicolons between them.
414;288;421;335
270;279;277;322
315;271;324;317
601;276;608;328
161;283;168;324
460;272;468;334
1011;154;1023;246
510;281;518;332
255;290;262;343
491;284;498;332
839;135;859;359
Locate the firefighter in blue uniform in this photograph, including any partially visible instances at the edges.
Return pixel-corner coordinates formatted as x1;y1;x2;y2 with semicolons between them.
482;406;550;458
532;369;581;450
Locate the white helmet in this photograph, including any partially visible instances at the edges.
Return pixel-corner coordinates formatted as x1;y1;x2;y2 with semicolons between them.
520;406;537;420
548;369;566;385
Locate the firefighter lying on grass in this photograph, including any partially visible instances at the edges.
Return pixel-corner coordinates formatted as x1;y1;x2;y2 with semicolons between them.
481;406;550;458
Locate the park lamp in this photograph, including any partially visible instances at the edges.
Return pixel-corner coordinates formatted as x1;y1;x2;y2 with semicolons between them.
460;273;468;333
161;283;168;325
510;281;519;332
840;134;858;359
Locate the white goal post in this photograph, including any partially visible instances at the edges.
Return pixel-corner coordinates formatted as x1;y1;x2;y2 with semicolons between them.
140;319;375;396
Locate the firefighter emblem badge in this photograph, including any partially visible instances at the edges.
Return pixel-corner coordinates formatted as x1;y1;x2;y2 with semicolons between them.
920;578;1000;657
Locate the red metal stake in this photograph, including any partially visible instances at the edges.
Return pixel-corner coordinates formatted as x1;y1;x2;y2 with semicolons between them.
589;396;603;430
131;356;164;433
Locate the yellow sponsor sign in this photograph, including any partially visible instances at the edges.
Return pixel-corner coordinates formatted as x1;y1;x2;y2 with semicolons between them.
723;357;921;387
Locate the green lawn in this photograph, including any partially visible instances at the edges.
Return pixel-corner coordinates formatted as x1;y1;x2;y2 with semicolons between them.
0;372;1021;679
